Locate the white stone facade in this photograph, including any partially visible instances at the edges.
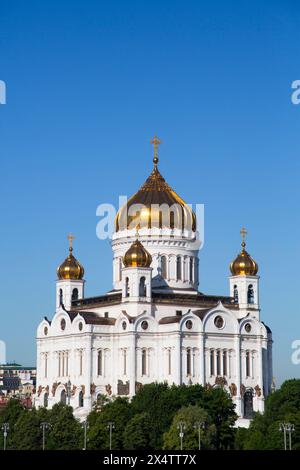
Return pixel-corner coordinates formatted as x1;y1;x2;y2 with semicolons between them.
35;163;273;426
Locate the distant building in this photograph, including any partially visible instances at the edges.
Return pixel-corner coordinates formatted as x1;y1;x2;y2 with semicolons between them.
0;363;36;408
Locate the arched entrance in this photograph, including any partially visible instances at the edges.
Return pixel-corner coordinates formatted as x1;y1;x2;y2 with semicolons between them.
60;389;66;405
244;389;254;418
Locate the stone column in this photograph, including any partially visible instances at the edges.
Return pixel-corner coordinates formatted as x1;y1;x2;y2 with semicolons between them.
199;334;205;385
129;334;136;396
174;332;181;385
234;335;242;417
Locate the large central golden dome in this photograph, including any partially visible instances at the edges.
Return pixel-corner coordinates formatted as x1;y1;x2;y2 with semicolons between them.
115;137;196;232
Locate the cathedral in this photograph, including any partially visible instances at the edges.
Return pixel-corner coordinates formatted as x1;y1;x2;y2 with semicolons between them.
35;137;273;426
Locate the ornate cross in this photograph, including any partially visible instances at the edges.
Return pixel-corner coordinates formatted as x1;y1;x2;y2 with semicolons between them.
150;135;162;166
240;227;247;241
67;233;75;251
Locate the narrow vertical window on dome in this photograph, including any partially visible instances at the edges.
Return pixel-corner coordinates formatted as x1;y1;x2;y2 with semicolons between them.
210;350;215;376
233;285;239;303
216;350;221;376
125;277;130;297
161;256;167;279
72;288;78;301
247;285;254;304
142;348;147;375
176;256;182;280
139;277;146;297
170;211;175;229
59;289;63;306
189;257;193;282
186;348;191;376
119;258;122;281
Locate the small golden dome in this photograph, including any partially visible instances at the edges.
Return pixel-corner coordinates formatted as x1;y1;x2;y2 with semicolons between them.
57;234;85;280
230;228;258;276
123;238;152;268
115;136;196;232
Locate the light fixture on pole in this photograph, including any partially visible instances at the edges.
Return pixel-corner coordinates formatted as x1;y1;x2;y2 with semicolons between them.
82;420;89;450
193;422;205;450
107;422;115;450
280;423;295;450
40;422;51;451
1;423;9;451
177;421;185;451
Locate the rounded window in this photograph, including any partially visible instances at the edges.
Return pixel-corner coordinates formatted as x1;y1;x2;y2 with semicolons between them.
122;321;127;330
141;320;149;330
78;322;83;331
61;318;66;331
185;320;193;330
44;326;48;336
245;323;252;333
214;315;224;329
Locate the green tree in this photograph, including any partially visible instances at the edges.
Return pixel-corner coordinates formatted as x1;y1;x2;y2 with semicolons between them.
0;399;25;449
235;380;300;450
47;403;83;450
163;405;216;450
11;408;43;450
88;397;132;450
123;412;152;450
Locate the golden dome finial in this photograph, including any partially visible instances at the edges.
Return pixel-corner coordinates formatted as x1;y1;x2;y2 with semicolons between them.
230;227;258;276
150;135;162;167
57;234;84;280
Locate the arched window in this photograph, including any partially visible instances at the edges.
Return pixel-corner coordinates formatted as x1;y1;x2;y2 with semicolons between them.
43;392;49;408
247;285;254;304
216;350;221;376
223;350;227;376
59;289;63;306
125;277;130;297
97;350;103;376
176;256;182;280
161;256;167;279
233;285;239;304
186;348;191;376
142;349;147;375
60;389;66;405
189;257;193;282
210;350;215;376
79;390;84;407
72;288;78;301
139;277;146;297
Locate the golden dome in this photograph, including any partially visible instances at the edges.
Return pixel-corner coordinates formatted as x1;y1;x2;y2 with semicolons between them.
230;228;258;276
57;234;85;280
123;238;152;268
115;136;196;232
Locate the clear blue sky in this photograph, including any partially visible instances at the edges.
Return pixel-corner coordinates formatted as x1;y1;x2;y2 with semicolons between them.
0;0;299;385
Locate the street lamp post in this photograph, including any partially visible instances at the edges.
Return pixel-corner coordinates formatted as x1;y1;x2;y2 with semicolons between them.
66;379;72;406
107;422;115;451
82;420;89;450
280;423;295;450
40;422;51;451
193;422;205;450
2;423;9;450
177;421;185;451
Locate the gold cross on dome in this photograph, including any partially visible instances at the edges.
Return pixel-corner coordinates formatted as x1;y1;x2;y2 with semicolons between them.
240;227;247;246
150;135;162;165
67;233;75;250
